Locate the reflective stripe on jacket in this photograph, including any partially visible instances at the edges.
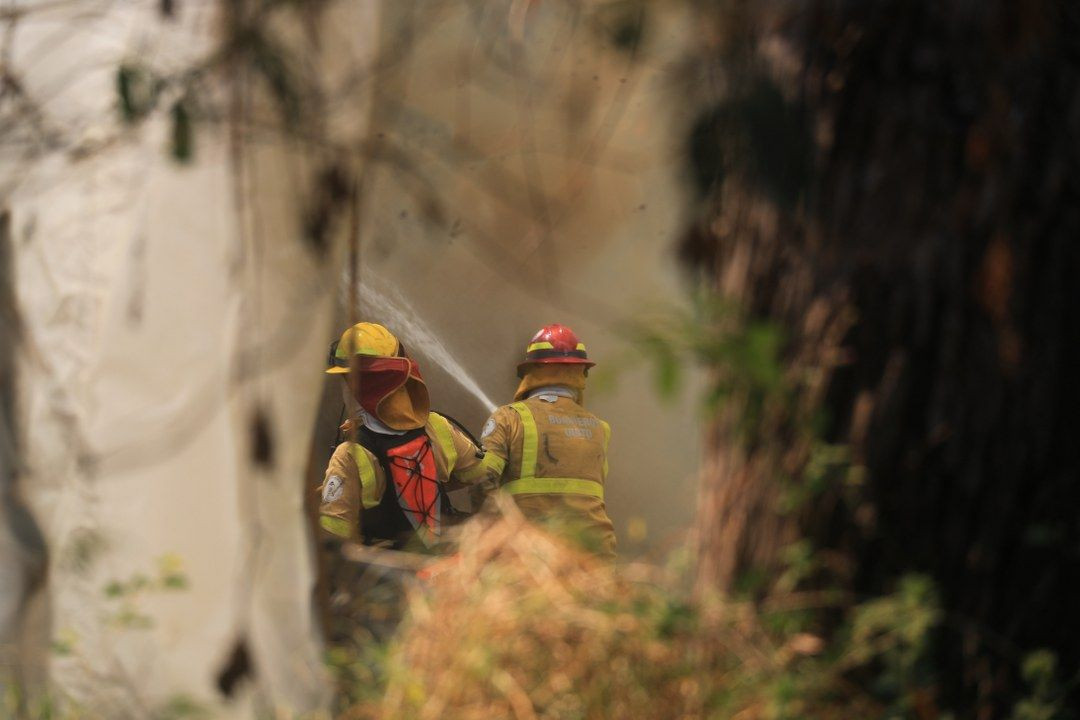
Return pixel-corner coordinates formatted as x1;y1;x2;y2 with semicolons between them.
480;394;616;557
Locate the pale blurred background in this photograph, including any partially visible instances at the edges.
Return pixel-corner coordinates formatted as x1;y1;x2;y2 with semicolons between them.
322;0;704;555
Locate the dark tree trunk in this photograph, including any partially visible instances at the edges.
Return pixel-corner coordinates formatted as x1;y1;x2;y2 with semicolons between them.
684;0;1080;714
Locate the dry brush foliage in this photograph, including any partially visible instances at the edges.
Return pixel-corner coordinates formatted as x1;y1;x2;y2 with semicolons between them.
339;497;887;720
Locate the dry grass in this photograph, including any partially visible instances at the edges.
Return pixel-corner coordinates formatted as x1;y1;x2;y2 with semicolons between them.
337;497;880;720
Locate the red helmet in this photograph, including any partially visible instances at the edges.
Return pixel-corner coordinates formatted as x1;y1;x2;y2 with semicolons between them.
517;323;596;377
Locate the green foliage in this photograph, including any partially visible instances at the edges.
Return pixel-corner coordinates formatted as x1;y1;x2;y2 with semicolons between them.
844;574;942;713
59;529;108;575
626;292;789;439
775;540;821;593
654;597;697;639
0;676;91;720
117;63;161;123
170;100;194;163
778;441;864;515
49;627;78;657
101;554;190;630
157;553;189;589
156;694;210;720
114;0;324;167
641;331;682;398
325;635;394;710
1;683;210;720
115;60;199;164
849;574;940;663
1010;650;1070;720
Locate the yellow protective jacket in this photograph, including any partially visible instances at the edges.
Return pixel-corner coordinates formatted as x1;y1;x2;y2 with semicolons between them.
480;392;616;557
317;412;487;543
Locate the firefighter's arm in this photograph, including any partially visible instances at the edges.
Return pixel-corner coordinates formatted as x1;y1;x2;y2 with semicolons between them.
475;406;515;483
318;442;365;541
443;421;490;485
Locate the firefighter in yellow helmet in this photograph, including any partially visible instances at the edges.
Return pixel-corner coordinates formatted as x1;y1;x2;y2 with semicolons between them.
478;324;616;558
318;322;488;550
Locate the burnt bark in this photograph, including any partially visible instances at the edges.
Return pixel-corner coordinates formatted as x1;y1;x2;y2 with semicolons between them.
685;0;1080;714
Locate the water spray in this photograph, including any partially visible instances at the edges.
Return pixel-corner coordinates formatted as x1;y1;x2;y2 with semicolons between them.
359;279;498;414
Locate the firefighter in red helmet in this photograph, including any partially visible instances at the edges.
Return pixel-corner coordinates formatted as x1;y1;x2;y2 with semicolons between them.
478;324;616;557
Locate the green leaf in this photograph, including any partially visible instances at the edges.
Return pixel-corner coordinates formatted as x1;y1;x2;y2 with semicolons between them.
170;100;194;163
655;600;696;639
653;348;681;399
1020;650;1057;693
158;694;210;720
162;573;189;590
50;628;78;656
112;605;155;630
117;63;158;123
743;322;784;389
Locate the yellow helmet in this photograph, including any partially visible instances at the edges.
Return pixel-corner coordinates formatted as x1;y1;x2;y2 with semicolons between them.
325;322;400;374
325;322;430;431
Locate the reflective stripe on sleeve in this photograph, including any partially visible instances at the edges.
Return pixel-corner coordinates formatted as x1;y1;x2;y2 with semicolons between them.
510;402;538;480
454;457;493;483
452;451;506;485
482;452;507;478
502;476;604;500
428;413;458;475
347;443;381;509
319;515;351;538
